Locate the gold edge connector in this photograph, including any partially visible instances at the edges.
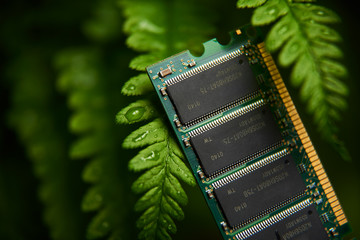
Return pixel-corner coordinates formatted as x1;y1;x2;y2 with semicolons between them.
257;42;348;226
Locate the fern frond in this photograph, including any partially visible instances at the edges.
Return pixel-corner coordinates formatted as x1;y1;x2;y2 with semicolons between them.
121;74;154;96
83;0;122;42
238;0;350;160
7;52;85;240
237;0;267;8
124;119;195;239
55;46;133;239
118;0;216;238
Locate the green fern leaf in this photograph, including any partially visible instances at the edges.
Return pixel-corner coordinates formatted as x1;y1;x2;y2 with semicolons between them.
237;0;266;8
70;135;104;159
238;0;350;160
118;0;216;238
82;158;103;183
82;187;104;212
86;209;112;239
265;14;298;52
116;100;156;124
128;143;163;172
121;74;154;96
252;0;288;25
129;54;163;71
278;35;305;66
8;52;84;240
83;0;122;42
122;119;167;149
294;4;340;23
55;44;133;239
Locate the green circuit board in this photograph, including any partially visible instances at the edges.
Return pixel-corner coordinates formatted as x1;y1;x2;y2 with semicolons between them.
146;25;351;240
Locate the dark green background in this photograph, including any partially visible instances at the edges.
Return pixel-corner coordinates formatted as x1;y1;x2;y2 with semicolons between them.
0;0;358;239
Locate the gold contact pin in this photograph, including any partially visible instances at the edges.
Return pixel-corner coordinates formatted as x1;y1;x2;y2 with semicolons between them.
257;42;348;226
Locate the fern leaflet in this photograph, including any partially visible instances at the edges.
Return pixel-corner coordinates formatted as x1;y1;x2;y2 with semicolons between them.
238;0;350;160
55;46;132;239
117;0;216;238
8;51;85;240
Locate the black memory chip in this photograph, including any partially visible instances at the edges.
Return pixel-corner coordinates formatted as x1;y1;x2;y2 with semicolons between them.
246;205;328;240
213;154;306;228
190;105;282;176
167;55;259;124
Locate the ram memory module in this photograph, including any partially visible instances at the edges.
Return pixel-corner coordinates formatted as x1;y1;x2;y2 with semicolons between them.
146;25;351;239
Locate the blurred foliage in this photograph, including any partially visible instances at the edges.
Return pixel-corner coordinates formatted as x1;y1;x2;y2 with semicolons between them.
0;0;359;240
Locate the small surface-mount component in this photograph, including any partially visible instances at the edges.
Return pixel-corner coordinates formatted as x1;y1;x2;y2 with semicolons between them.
220;221;229;231
158;67;172;78
307;182;316;189
183;138;190;147
329;227;339;237
206;189;214;199
298;163;306;173
321;213;329;223
188;60;196;67
315;198;323;205
160;87;167;96
173;119;181;128
197;170;205;179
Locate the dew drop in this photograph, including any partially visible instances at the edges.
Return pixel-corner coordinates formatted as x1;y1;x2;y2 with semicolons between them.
133;130;149;142
125;106;146;122
278;25;289;35
321;29;330;35
289;42;300;53
141;151;160;162
315;10;325;16
126;84;136;91
267;7;278;16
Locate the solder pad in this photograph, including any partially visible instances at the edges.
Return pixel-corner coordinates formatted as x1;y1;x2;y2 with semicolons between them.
146;25;351;240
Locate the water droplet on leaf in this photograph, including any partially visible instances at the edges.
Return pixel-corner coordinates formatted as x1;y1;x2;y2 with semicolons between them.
141;151;160;162
126;84;136;91
289;42;300;53
267;7;278;16
321;29;330;35
315;10;325;16
133;131;149;142
125;106;146;122
278;25;289;35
